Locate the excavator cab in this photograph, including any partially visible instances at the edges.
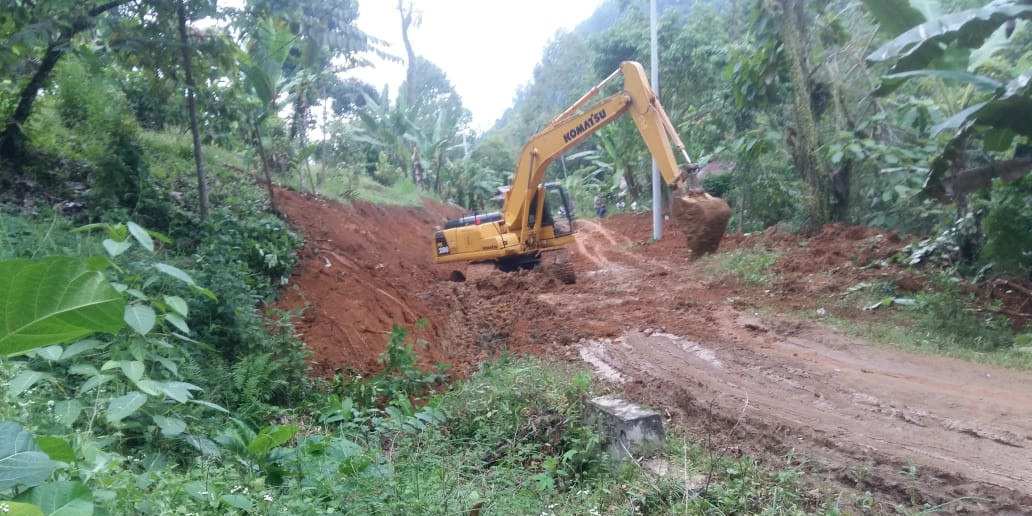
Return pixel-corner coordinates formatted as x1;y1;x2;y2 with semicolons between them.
528;182;575;237
434;60;730;278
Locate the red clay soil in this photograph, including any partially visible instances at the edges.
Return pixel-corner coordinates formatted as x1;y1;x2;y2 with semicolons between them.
275;192;1032;514
271;187;465;377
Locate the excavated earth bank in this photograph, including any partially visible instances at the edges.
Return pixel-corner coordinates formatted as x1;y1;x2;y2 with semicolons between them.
274;188;1032;514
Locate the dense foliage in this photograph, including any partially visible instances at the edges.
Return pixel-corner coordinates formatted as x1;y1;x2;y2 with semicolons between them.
492;0;1032;279
1;0;1030;514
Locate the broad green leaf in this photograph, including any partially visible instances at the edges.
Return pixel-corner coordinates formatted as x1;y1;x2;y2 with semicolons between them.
153;264;195;286
188;399;230;414
106;224;128;242
53;400;83;426
874;69;1002;96
35;345;63;362
0;501;44;516
146;229;172;244
10;371;49;397
153;381;201;403
246;425;299;457
0;422;61;491
182;435;220;456
191;286;217;301
163;296;188;318
59;339;102;362
930;71;1032;137
859;0;926;36
184;481;213;502
152;415;187;437
868;2;1032;74
77;374;113;395
0;257;125;357
101;239;131;258
126;222;154;253
133;379;161;397
983;127;1016;152
119;361;145;382
150;354;178;377
164;313;189;334
15;480;93;516
124;305;156;335
34;437;75;463
67;364;99;377
220;494;253;512
106;392;148;424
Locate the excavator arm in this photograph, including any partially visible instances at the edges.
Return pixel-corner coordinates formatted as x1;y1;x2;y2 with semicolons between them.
434;61;730;269
504;61;698;237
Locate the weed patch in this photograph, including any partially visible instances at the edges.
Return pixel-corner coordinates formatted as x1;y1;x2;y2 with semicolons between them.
701;246;779;285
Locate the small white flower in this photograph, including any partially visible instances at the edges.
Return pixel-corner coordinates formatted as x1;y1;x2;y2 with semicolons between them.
1;502;10;513
231;485;243;494
263;494;274;502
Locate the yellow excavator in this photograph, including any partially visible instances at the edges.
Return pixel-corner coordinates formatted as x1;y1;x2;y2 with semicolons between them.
433;61;731;283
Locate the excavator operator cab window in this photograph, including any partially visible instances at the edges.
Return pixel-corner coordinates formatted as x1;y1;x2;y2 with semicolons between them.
527;184;574;236
545;182;575;236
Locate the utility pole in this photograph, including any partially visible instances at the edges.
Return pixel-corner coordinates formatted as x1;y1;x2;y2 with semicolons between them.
650;0;662;240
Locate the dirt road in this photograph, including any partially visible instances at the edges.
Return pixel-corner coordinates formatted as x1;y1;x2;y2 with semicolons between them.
275;192;1032;513
567;219;1032;514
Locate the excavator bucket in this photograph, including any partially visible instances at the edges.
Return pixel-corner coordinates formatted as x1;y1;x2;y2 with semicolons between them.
672;192;731;256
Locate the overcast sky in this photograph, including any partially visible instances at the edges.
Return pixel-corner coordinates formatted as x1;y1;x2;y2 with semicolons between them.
346;0;603;132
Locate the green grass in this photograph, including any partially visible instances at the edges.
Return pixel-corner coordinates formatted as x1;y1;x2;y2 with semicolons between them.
140;130;246;184
699;246;779;286
0;209;100;259
819;311;1032;370
805;275;1032;370
283;167;435;207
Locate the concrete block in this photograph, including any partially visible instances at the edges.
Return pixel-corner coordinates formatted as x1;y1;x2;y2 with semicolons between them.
585;395;664;460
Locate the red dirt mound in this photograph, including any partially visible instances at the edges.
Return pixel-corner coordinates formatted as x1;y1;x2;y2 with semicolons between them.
272;188;465;377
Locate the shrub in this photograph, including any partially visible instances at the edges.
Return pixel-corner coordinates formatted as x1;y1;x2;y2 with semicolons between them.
980;175;1032;278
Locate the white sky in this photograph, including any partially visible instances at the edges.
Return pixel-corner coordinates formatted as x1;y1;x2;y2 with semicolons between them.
346;0;604;132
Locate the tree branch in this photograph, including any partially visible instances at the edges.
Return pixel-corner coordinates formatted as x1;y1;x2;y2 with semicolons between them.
944;157;1032;200
0;0;131;164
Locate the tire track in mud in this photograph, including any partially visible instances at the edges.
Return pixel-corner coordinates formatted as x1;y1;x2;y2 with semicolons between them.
576;309;1032;513
273;188;1032;513
557;214;1032;513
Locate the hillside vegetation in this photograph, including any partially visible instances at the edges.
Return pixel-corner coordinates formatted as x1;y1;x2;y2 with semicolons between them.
1;0;1031;514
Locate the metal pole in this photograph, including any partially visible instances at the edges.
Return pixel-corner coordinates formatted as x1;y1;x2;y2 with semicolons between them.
650;0;662;240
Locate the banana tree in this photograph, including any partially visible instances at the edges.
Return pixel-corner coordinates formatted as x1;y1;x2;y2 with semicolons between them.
353;87;420;185
237;16;298;211
865;0;1032;202
405;110;463;193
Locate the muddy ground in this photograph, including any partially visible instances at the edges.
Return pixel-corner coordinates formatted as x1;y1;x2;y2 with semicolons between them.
273;187;1032;514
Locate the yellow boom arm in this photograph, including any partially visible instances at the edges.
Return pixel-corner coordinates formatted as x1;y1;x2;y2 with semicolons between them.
503;61;697;238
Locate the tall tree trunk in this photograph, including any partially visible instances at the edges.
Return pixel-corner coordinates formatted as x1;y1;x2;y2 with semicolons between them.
255;124;279;214
433;151;444;194
0;0;128;166
177;0;210;221
397;0;417;106
411;144;423;186
772;0;833;226
622;164;641;200
319;93;329;187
